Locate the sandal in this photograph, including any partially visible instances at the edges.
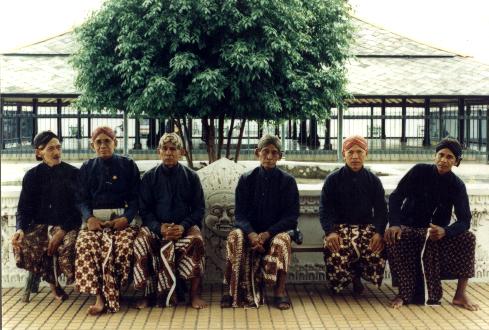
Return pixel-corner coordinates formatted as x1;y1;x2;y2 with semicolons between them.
220;295;233;308
274;295;291;310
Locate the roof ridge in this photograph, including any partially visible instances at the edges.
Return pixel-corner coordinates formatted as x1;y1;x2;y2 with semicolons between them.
351;15;469;58
4;29;74;54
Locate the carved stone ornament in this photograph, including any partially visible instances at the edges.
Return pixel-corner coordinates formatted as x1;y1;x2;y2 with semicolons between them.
197;158;248;281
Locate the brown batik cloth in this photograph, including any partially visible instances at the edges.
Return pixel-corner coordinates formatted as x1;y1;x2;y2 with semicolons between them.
133;226;205;307
14;224;78;285
75;225;137;313
324;224;386;293
387;226;475;304
223;229;292;308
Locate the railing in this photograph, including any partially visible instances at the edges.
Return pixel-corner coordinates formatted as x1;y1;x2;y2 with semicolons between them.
1;102;488;162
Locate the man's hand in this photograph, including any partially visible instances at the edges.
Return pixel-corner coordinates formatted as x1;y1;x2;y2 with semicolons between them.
429;224;446;241
258;232;271;245
325;232;341;253
248;232;265;253
111;217;129;231
47;229;66;256
87;217;103;231
12;229;24;248
368;233;384;253
384;226;402;246
161;223;184;241
167;224;184;241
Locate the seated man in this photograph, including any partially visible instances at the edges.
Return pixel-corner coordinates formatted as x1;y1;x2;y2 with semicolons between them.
75;126;140;315
12;131;80;301
133;133;207;309
221;135;300;310
385;138;479;311
320;135;387;294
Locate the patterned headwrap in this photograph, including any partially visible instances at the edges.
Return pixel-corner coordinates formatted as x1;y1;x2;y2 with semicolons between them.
435;138;462;160
91;126;116;141
159;132;183;149
342;135;368;152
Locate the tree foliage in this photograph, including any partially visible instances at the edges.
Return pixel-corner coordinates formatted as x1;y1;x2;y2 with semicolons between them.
72;0;353;163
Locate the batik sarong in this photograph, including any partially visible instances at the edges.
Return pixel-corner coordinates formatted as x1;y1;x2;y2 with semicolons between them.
133;225;205;307
387;226;475;304
223;229;292;308
14;224;78;285
324;224;386;293
74;209;138;313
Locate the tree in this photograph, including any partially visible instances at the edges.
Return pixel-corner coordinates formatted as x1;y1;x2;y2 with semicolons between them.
72;0;353;166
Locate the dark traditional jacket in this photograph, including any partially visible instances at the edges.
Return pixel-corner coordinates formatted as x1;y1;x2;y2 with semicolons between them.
234;166;300;236
77;154;140;222
389;163;471;237
16;161;81;232
319;165;388;234
139;163;205;236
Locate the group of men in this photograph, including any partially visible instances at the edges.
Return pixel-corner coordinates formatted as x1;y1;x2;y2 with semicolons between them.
12;127;479;314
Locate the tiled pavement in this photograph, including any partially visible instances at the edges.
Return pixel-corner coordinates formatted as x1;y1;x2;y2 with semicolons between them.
2;282;489;329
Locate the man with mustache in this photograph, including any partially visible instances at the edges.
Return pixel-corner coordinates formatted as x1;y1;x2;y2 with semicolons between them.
320;135;388;295
385;138;479;311
12;131;81;301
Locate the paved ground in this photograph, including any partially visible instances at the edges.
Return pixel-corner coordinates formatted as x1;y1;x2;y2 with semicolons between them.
2;282;489;329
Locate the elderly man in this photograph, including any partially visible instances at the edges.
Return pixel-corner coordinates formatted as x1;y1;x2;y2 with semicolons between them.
320;135;387;294
221;135;300;310
75;126;140;315
133;133;207;309
12;131;80;301
385;138;478;311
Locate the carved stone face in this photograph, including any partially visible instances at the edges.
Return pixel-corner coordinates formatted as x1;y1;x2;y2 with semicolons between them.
197;158;248;237
204;192;235;237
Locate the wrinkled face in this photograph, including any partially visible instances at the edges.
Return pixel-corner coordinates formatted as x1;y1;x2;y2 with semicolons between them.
159;142;183;167
92;133;116;159
36;138;62;167
343;144;367;172
255;144;282;170
435;147;456;175
205;193;235;237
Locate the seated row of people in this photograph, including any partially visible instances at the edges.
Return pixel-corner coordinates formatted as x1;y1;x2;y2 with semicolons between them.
11;127;478;315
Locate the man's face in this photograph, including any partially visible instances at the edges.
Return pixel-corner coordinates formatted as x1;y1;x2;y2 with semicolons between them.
256;144;282;170
159;142;183;167
92;133;116;159
435;147;456;175
343;144;367;172
36;138;62;167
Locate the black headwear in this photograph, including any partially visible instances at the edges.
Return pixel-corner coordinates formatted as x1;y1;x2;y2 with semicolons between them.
32;131;58;161
435;138;462;160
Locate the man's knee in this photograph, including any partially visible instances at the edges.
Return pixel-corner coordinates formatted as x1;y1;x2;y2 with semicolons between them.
270;232;291;248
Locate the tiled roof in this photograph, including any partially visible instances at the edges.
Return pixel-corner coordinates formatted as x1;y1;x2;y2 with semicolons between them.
1;18;488;100
348;56;489;96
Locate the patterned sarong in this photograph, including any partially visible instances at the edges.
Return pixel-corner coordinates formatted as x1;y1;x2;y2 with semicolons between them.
133;226;205;307
324;224;386;293
74;209;138;313
223;229;292;308
387;226;475;304
13;224;78;285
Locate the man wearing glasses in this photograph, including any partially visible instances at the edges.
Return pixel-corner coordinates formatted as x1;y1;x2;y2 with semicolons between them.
221;135;299;310
385;138;479;311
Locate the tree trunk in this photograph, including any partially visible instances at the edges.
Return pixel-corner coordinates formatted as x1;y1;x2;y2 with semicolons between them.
173;118;194;169
225;114;236;159
202;117;217;163
217;114;225;160
235;119;246;162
